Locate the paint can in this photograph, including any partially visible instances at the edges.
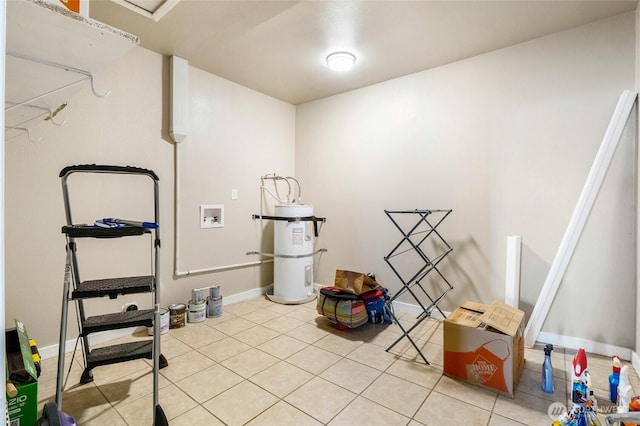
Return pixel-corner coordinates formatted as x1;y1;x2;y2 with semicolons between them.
187;300;206;323
206;296;223;318
168;303;187;329
147;308;169;336
192;288;205;304
209;285;221;299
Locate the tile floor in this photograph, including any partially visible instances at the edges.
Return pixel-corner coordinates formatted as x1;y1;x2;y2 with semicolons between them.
37;296;640;425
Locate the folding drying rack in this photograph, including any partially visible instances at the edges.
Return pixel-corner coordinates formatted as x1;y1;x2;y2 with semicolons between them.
383;209;453;364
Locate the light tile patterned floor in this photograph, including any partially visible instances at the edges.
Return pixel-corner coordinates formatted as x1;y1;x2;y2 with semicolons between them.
37;297;640;425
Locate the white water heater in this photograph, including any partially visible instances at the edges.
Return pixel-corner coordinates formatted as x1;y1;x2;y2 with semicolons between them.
273;204;315;302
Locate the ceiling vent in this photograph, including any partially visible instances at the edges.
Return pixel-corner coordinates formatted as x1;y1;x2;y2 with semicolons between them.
110;0;180;22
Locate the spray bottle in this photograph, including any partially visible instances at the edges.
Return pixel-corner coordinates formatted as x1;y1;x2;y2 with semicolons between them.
618;365;633;413
542;344;554;393
572;348;588;404
609;355;621;403
571;348;598;426
553;349;602;426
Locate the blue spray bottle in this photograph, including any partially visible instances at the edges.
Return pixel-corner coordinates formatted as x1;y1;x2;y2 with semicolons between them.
542;344;554;393
609;355;621;403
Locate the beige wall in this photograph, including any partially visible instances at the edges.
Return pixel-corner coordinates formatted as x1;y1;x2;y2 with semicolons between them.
4;11;637;352
296;12;636;348
5;48;295;347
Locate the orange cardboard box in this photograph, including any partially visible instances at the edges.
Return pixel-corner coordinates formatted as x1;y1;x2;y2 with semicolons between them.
443;300;525;397
42;0;89;17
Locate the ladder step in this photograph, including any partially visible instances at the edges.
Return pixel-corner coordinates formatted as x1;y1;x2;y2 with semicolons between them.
82;309;154;335
62;224;148;238
87;340;152;370
72;276;153;299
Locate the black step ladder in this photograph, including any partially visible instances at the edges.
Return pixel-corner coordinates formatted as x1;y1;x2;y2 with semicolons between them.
55;165;168;425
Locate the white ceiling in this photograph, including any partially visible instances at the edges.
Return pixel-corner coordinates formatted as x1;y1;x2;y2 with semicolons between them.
90;0;639;105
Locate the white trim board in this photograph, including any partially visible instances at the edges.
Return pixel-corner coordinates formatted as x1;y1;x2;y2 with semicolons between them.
524;89;638;347
632;351;640;379
392;302;632;361
505;235;521;308
39;326;145;360
39;285;271;360
538;331;632;361
391;300;449;321
392;302;633;361
39;292;634;368
393;302;633;361
40;294;443;360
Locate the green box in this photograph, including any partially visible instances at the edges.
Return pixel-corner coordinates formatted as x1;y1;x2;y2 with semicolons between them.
6;319;38;426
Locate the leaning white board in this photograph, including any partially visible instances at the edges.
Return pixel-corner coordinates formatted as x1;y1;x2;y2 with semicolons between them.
505;235;521;308
523;90;638;348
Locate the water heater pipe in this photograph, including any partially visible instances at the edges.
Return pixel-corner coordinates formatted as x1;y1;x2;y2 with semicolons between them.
173;143;272;277
285;176;301;203
258;173;305;230
260;174;290;203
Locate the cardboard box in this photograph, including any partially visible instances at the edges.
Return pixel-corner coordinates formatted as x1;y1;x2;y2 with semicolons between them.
42;0;90;18
6;320;39;426
443;300;525;397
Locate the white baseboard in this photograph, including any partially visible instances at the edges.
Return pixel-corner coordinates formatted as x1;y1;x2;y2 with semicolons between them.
538;331;632;360
38;327;147;360
391;300;449;321
43;291;632;366
631;351;640;377
39;286;272;360
313;288;450;320
392;301;633;360
220;285;270;305
389;301;633;360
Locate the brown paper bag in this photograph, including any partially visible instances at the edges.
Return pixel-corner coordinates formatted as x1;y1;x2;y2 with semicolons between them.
334;270;379;295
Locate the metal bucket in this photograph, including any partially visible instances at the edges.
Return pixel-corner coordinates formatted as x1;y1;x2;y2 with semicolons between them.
168;303;187;329
147;308;169;335
187;300;206;323
206;296;223;318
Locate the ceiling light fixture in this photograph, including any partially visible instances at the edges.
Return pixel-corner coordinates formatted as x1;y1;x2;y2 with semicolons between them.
326;51;356;72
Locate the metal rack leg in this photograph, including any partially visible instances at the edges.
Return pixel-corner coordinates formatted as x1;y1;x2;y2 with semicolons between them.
385;307;430;365
383;209;454;366
55;244;73;408
67;241;93;385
